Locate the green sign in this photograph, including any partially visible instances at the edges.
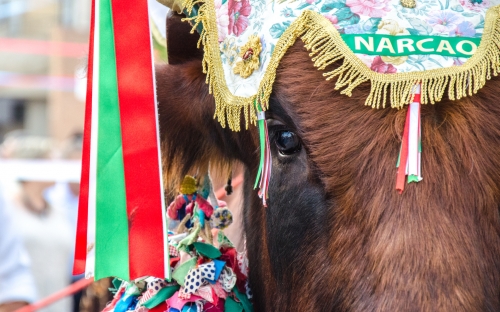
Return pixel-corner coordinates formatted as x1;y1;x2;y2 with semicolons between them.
341;34;481;58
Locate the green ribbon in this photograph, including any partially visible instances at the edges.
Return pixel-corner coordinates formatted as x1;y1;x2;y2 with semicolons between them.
95;0;129;281
193;242;222;259
233;287;254;312
254;102;266;189
224;297;244;312
172;257;197;286
143;285;180;309
177;223;201;252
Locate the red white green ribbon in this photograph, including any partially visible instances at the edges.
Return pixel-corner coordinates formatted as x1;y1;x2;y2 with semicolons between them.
254;109;271;207
396;84;423;193
74;0;169;281
73;0;95;276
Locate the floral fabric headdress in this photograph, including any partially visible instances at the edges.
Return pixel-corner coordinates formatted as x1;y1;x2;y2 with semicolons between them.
159;0;500;196
159;0;500;129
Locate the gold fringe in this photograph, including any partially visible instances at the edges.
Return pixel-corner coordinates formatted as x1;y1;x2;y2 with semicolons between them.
175;0;500;131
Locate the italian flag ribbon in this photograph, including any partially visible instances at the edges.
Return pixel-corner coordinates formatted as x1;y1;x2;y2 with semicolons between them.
254;108;271;207
396;84;423;194
73;0;169;281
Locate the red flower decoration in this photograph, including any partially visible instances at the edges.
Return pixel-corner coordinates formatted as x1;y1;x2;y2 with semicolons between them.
370;56;397;74
228;0;251;36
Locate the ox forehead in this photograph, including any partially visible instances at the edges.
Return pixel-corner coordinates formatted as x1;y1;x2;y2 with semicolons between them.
157;10;500;311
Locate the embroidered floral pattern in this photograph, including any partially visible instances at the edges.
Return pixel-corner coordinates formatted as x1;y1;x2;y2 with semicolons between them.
377;19;406;35
451;21;477;36
323;13;341;27
233;34;262;78
427;10;464;33
212;0;499;97
460;0;489;11
371;56;397;73
346;0;391;17
221;37;239;65
215;0;229;42
228;0;252;36
381;55;408;65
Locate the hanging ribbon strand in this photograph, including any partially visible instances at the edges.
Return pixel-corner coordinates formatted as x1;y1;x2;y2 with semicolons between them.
254;110;272;207
396;84;423;194
111;0;169;281
73;0;95;277
74;0;169;281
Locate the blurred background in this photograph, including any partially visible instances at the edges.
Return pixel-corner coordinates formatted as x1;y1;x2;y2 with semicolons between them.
0;0;89;140
0;1;168;311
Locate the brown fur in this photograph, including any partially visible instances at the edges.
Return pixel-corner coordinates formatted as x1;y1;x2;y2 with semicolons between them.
157;13;500;311
266;43;500;311
165;12;204;65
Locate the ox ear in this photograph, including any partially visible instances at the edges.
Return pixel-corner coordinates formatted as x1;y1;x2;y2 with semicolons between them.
166;11;204;64
156;63;256;191
157;11;256;189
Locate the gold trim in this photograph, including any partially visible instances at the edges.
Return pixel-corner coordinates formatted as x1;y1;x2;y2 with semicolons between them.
178;0;500;131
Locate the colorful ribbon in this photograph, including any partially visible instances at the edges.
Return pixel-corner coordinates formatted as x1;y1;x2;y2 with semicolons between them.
111;0;168;281
74;0;169;281
73;0;95;276
254;109;271;206
396;84;423;193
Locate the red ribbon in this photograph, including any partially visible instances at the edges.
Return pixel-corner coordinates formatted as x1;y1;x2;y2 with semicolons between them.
73;0;95;276
396;106;411;194
111;0;166;279
413;93;421;103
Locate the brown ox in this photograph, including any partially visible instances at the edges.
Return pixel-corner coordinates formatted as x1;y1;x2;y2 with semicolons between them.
157;12;500;311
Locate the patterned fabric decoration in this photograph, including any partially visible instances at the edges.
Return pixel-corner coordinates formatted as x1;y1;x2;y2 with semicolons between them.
245;280;253;300
158;0;500;130
138;289;155;306
237;251;248;277
194;285;217;303
218;266;237;292
169;244;180;257
103;241;252;311
183;262;217;294
212;282;229;299
209;207;233;229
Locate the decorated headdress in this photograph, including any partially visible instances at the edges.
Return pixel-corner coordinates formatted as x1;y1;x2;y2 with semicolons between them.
160;0;500;125
159;0;500;197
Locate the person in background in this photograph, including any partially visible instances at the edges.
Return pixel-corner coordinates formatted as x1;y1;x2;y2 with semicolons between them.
0;132;73;312
46;133;82;231
44;133;83;312
0;187;37;312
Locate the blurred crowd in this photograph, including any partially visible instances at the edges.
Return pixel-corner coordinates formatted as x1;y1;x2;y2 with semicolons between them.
0;132;110;312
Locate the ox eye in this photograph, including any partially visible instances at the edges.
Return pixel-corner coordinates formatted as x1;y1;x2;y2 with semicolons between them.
275;130;301;155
